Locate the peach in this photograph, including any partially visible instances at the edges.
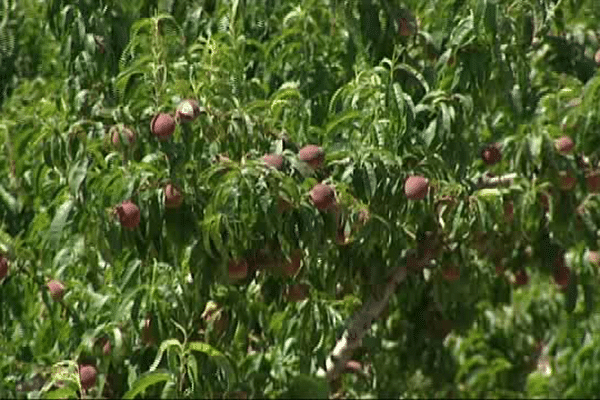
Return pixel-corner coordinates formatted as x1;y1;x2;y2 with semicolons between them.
481;143;502;165
285;283;309;302
558;171;576;191
228;258;248;281
310;183;336;211
109;124;135;147
263;153;284;170
283;249;302;277
47;280;65;301
298;145;325;169
79;364;97;391
404;175;429;200
555;136;574;154
552;262;570;289
164;184;183;209
588;250;600;266
151;113;176;141
442;265;460;282
141;316;154;346
514;269;529;286
586;170;600;193
176;99;201;122
0;256;8;281
116;201;140;229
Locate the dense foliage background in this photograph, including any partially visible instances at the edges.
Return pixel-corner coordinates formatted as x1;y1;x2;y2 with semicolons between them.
3;0;600;398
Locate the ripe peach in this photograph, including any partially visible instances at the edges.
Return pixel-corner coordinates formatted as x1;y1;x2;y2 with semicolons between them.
398;17;413;36
150;113;176;141
418;231;441;263
283;249;302;277
447;55;456;66
116;201;140;230
102;339;111;356
344;360;364;375
0;256;8;281
310;183;336;211
588;250;600;266
428;318;452;340
176;99;201;122
298;145;325;169
481;143;502;165
263;153;284;170
514;269;529;286
586;170;600;193
277;197;293;213
595;49;600;65
79;364;97;391
228;258;249;281
109;125;135;147
249;249;276;272
557;171;576;191
540;192;550;212
442;265;460;282
495;261;505;276
141;316;154;346
285;283;309;302
504;201;514;223
555;136;574;154
47;280;65;301
217;154;231;163
335;226;348;246
404;175;429;200
164;184;183;209
552;261;570;289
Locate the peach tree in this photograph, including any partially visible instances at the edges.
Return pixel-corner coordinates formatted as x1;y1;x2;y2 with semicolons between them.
2;0;600;398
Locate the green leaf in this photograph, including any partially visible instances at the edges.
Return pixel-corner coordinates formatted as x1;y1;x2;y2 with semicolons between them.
68;158;88;197
47;199;75;247
285;374;329;399
122;370;174;400
149;339;183;372
0;184;18;215
42;387;78;399
188;341;235;383
565;274;578;313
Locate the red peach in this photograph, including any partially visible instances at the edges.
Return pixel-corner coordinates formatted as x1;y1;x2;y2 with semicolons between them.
116;201;140;230
164;184;183;209
151;113;176;141
310;183;336;211
47;280;65;301
298;145;325;169
555;136;574;154
79;364;97;391
404;175;429;200
228;258;249;281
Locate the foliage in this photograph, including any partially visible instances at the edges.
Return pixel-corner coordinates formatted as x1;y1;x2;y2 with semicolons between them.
2;0;600;398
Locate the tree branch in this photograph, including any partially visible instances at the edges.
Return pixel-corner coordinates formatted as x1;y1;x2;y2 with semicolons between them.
474;173;518;189
324;263;408;382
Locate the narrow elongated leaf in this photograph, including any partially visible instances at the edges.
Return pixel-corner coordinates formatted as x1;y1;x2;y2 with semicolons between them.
68;158;88;197
47;199;75;247
122;370;174;399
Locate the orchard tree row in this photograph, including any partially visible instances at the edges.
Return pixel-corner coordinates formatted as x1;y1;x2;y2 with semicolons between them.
2;0;600;398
